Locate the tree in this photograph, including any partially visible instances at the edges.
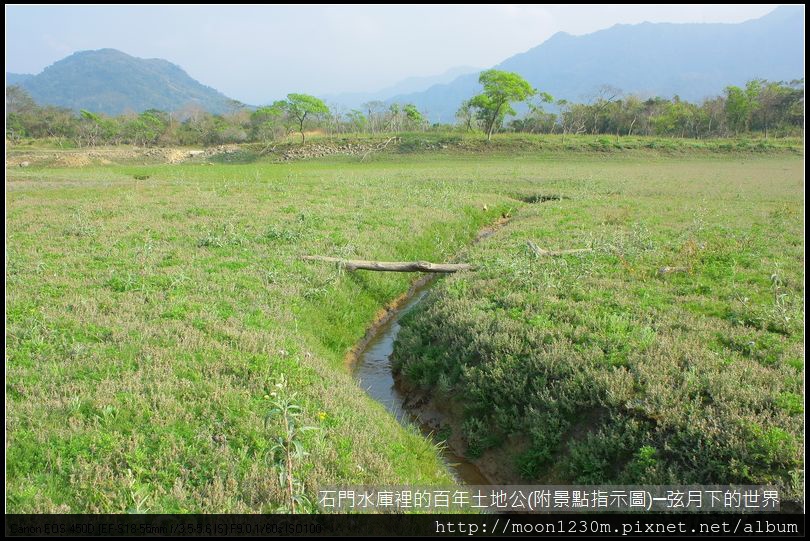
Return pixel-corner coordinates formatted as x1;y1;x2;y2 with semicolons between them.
386;103;402;132
616;95;643;136
77;110;118;147
324;103;346;136
5;85;37;142
362;101;387;133
586;85;622;134
469;70;535;141
557;99;589;140
250;101;287;144
403;104;426;131
125;110;169;146
347;110;367;133
5;85;36;117
782;79;805;129
701;96;727;136
284;94;329;143
226;99;246;116
724;85;752;135
520;93;555;133
6;113;26;142
748;79;786;138
455;99;476;132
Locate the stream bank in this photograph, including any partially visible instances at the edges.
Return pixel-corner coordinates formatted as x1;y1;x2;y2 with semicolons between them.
346;217;511;485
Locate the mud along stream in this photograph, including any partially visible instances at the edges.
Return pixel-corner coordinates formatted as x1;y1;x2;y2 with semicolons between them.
344;220;510;486
350;276;491;485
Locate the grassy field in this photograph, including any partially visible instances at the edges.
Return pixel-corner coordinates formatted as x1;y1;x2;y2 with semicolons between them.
6;143;804;511
393;156;805;500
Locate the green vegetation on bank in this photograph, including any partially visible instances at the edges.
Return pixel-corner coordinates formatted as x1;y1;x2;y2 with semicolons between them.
392;157;804;500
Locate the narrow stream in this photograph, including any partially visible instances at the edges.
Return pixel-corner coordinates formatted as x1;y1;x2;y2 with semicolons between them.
352;281;491;485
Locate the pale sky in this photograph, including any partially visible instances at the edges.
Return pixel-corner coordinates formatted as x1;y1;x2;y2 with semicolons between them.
4;4;789;104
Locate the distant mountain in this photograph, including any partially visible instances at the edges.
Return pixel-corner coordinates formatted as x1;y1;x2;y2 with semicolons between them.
321;65;479;110
8;48;238;115
392;6;805;122
6;73;33;85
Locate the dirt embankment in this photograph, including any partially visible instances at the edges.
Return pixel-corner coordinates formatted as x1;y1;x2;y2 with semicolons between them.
5;145;241;168
276;138;398;161
5;140;394;167
394;380;528;485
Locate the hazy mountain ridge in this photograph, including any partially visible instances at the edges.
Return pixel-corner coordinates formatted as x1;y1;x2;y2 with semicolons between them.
6;73;34;85
321;65;479;110
391;6;805;122
9;48;238;115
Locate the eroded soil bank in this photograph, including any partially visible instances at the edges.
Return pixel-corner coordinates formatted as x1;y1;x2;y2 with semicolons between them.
351;282;491;485
347;217;512;485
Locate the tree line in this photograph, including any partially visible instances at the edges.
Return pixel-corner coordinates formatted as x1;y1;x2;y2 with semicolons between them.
5;71;803;147
500;78;804;139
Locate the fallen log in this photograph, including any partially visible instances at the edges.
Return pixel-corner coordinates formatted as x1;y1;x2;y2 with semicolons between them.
302;255;473;273
527;241;593;257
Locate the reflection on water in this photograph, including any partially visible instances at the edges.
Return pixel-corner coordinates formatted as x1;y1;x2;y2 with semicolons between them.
353;286;490;485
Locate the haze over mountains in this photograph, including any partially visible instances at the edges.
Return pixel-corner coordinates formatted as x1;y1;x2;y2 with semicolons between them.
390;5;804;122
6;6;804;120
320;65;480;111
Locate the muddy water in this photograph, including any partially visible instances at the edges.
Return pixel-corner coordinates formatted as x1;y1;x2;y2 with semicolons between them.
352;282;491;485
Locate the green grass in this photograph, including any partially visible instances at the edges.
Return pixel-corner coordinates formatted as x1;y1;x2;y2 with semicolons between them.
388;132;804;156
6;154;516;512
6;147;804;511
392;156;804;500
